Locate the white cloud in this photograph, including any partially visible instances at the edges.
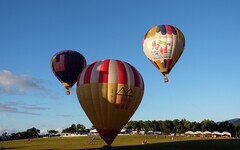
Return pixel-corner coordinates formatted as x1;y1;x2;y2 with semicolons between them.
0;127;19;135
0;101;48;115
39;128;63;135
0;70;45;94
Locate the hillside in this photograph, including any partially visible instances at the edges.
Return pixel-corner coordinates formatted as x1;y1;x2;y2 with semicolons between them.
217;118;240;126
227;118;240;126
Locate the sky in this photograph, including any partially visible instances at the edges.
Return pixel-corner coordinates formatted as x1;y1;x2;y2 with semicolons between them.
1;0;240;135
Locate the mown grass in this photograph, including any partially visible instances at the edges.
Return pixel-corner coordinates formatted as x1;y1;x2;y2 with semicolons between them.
0;135;239;150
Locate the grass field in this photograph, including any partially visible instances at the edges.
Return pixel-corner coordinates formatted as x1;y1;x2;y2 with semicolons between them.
0;135;240;150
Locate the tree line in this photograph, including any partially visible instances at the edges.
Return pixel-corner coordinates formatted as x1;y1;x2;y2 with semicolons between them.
1;119;240;141
1;127;40;141
0;123;88;141
126;119;240;137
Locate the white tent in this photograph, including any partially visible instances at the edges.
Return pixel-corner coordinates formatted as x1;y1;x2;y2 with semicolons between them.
89;129;98;135
185;131;194;135
221;131;231;137
194;131;203;134
203;131;212;135
212;131;221;135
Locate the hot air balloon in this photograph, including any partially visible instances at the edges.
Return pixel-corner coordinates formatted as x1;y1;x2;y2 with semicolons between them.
143;25;185;82
76;59;144;145
51;50;86;95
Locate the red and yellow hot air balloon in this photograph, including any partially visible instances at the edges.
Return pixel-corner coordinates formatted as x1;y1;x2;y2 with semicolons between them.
51;50;86;95
143;25;185;82
76;59;144;145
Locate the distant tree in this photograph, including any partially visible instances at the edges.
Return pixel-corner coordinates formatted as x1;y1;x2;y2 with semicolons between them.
158;120;163;133
26;127;40;138
144;120;153;132
2;132;8;140
70;124;77;133
139;120;144;131
162;120;174;134
152;120;159;132
10;133;20;140
235;124;240;137
76;124;86;134
191;122;201;131
48;130;58;136
201;120;217;132
62;123;87;134
172;119;180;133
135;121;141;134
218;121;236;136
183;119;192;131
125;121;133;130
62;124;77;133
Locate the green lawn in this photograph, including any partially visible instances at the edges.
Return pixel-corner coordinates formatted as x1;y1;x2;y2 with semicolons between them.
0;135;240;150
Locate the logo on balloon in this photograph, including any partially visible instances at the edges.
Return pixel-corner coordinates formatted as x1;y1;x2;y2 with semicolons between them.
116;87;133;97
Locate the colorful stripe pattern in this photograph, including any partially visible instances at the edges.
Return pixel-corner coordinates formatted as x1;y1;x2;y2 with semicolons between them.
76;59;144;145
78;59;144;88
143;25;185;77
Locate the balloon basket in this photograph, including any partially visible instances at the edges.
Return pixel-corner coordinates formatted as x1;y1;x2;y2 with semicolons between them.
164;77;169;83
66;91;70;95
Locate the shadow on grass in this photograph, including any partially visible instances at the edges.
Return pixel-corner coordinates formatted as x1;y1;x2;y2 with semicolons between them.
86;139;240;150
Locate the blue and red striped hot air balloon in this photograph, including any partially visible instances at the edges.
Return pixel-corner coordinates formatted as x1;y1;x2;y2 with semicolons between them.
76;59;144;145
51;50;86;95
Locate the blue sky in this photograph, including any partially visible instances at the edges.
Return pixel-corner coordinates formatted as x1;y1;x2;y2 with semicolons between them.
1;0;240;134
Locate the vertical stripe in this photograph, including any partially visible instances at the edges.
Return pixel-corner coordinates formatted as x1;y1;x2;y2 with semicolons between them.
166;59;172;69
84;62;97;84
129;65;140;87
165;25;173;35
108;60;118;83
164;59;167;68
139;72;144;89
55;55;65;72
171;26;177;35
59;55;65;71
116;60;127;84
99;59;110;83
78;66;87;86
91;61;102;83
160;25;166;35
123;62;134;86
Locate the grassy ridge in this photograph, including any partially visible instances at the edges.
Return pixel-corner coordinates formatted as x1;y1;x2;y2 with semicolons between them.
0;135;240;150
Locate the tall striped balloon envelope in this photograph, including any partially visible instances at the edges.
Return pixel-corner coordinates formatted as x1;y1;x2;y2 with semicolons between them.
51;50;86;95
143;25;185;82
76;59;144;145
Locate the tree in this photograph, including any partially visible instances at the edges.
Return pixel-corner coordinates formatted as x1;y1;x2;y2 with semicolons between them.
62;124;77;133
76;124;86;134
162;120;174;134
218;121;236;136
11;133;20;140
201;120;217;132
143;120;153;133
191;122;201;131
152;120;159;132
235;124;240;137
135;121;141;134
26;127;40;138
158;120;163;133
48;130;58;136
125;120;134;130
2;132;8;140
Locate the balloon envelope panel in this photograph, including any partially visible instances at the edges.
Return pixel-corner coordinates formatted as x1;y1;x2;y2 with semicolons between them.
143;25;185;76
51;50;86;89
76;59;144;145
